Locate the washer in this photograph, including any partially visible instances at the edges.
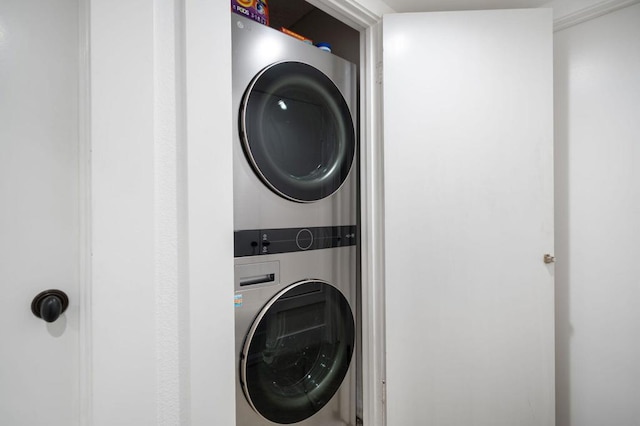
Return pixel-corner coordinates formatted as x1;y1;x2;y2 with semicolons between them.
234;233;357;426
232;15;358;231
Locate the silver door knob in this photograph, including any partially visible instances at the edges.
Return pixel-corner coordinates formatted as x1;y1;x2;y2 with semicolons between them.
543;254;555;264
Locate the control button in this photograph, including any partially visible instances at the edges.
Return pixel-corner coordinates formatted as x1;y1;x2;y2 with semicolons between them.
295;229;314;250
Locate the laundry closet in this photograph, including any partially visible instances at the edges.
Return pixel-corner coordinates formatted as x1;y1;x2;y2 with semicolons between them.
230;2;556;426
230;1;364;424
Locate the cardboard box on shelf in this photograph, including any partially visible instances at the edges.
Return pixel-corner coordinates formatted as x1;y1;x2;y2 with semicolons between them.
280;27;313;44
231;0;269;26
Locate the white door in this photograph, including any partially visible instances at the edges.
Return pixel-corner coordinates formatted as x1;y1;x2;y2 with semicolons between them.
0;1;81;424
383;9;554;426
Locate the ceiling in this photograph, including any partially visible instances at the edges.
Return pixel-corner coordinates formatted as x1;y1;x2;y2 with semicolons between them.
268;0;552;28
267;0;556;28
366;0;550;13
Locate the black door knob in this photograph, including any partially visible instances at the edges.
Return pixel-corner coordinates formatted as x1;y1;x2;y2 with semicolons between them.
31;290;69;323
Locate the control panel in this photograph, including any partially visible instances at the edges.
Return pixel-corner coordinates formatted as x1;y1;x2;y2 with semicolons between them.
234;225;357;257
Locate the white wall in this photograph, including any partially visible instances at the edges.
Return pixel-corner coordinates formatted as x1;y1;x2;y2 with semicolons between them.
90;0;235;424
184;1;236;425
554;3;640;425
91;1;158;423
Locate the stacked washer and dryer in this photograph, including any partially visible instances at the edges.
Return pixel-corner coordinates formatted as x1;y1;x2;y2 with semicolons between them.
232;14;359;426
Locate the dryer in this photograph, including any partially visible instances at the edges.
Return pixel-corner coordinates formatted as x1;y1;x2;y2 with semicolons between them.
234;238;357;426
232;15;358;231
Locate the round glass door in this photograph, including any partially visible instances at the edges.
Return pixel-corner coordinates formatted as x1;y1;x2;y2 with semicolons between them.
239;61;356;202
240;280;355;424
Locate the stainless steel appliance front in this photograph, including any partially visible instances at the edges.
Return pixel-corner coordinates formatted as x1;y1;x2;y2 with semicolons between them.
234;247;357;425
232;15;357;231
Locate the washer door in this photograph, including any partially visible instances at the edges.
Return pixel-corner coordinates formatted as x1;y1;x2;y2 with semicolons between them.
240;61;356;202
241;280;355;424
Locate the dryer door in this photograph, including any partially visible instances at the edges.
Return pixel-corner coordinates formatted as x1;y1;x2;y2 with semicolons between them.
239;61;356;202
241;280;355;424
